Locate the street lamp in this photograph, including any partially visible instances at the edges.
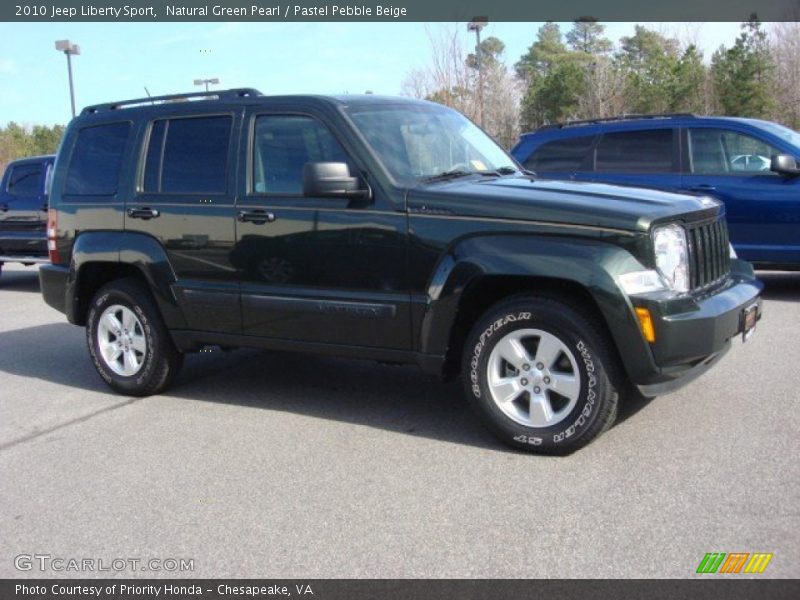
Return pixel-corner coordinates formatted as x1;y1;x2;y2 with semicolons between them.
467;17;488;127
194;78;220;92
55;39;80;118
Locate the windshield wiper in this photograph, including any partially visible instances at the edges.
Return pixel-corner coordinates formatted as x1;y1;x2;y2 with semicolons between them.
420;169;476;183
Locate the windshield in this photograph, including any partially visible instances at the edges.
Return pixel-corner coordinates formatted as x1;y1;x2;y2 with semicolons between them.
344;103;518;184
750;120;800;149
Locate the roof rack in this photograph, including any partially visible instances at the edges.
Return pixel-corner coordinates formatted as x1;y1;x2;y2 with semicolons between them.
81;88;263;115
537;113;697;131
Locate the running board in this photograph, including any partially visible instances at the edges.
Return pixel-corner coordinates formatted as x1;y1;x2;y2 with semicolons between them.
0;256;49;264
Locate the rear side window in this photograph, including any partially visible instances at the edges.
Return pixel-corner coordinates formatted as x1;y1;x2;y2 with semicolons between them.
7;163;43;196
595;129;675;173
525;136;595;173
144;115;232;194
65;122;131;195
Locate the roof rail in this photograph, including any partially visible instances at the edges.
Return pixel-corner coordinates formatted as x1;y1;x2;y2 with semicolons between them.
537;113;697;131
81;88;263;115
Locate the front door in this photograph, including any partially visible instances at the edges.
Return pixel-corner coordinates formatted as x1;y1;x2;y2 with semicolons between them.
680;127;800;265
234;110;410;349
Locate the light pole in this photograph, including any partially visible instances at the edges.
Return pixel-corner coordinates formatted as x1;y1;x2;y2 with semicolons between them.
194;78;220;92
55;40;80;118
468;17;488;127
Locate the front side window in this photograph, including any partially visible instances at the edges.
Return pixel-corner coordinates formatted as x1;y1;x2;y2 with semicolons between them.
144;115;232;194
595;129;675;173
526;136;595;173
65;122;130;196
688;128;782;175
252;115;350;194
7;163;43;196
345;104;517;184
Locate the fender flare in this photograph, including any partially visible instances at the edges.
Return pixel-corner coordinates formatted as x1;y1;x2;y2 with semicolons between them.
67;231;187;329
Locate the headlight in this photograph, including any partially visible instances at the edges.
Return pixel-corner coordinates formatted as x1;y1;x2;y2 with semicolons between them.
652;224;690;293
729;243;737;258
618;270;667;295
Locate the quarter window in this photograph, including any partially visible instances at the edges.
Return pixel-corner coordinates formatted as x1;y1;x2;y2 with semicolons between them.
7;163;43;196
525;136;595;173
688;128;781;175
595;129;675;173
252;115;350;194
144;115;232;194
65;122;131;196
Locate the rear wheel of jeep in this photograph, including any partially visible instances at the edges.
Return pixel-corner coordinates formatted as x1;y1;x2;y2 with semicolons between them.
463;296;619;454
86;278;183;396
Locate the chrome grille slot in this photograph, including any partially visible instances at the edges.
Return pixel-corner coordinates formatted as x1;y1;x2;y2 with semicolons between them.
687;218;730;290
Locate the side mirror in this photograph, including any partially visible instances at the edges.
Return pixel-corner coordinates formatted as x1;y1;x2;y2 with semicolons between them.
770;154;800;176
302;162;370;200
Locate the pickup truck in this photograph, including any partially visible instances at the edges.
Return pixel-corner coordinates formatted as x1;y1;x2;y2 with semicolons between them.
39;90;762;453
0;155;54;278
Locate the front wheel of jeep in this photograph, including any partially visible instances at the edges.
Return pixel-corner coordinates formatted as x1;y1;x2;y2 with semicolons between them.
463;296;620;454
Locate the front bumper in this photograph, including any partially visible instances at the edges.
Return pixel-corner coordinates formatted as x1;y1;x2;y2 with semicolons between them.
630;259;762;395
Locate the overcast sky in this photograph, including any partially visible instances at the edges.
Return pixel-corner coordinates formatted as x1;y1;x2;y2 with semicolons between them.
0;21;745;126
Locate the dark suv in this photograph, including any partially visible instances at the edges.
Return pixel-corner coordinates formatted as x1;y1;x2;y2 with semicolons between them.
40;89;762;453
512;114;800;270
0;154;54;276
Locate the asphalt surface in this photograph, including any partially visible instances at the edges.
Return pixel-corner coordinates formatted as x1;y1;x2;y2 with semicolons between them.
0;263;798;578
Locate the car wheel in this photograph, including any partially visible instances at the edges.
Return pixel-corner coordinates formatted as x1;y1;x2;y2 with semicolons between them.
463;295;619;454
86;278;183;396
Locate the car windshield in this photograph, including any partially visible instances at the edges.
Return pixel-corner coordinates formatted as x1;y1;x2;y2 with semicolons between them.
750;120;800;149
344;103;518;184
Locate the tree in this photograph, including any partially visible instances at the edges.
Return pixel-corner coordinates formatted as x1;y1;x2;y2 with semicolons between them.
566;18;612;56
711;18;775;117
401;26;521;148
616;26;682;114
668;45;710;113
0;123;65;174
771;22;800;128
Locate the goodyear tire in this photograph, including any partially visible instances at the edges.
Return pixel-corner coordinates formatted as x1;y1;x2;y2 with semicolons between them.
86;278;183;396
463;295;619;454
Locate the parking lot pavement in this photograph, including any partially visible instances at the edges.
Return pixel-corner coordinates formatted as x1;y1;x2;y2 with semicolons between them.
0;263;798;579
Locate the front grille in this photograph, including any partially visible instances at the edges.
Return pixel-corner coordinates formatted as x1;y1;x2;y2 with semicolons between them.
687;218;731;290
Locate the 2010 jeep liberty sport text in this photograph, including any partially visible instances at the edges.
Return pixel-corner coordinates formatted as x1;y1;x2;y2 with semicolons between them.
39;89;763;453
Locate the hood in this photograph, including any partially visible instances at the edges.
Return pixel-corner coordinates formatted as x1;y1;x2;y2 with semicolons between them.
407;175;722;233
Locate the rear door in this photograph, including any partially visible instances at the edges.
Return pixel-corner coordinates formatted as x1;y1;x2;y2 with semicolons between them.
126;110;241;333
680;126;800;265
234;108;410;349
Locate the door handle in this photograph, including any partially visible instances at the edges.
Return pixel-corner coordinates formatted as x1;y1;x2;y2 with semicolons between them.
127;207;160;220
688;184;716;192
237;209;276;224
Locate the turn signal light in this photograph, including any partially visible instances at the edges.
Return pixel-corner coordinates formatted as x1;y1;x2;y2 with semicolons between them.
635;307;656;343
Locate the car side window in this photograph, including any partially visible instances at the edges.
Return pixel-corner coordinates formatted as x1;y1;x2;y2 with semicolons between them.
595;129;675;173
65;122;131;196
143;115;232;194
525;136;595;173
7;163;43;196
252;115;350;195
688;128;782;175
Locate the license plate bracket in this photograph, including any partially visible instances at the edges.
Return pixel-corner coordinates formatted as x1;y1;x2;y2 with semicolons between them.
741;302;759;342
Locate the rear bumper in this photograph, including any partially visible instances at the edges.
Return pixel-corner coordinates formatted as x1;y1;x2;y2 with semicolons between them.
39;263;69;315
630;259;763;394
0;231;47;261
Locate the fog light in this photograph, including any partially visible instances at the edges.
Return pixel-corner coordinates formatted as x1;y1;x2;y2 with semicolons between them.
635;307;656;343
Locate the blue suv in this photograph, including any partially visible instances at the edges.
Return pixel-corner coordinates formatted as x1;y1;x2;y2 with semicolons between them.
512;115;800;269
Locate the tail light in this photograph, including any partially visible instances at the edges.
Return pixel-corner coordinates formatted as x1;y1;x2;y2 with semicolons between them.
47;208;60;264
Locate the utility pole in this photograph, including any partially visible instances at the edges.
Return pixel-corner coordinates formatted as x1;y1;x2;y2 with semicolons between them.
55;40;80;118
